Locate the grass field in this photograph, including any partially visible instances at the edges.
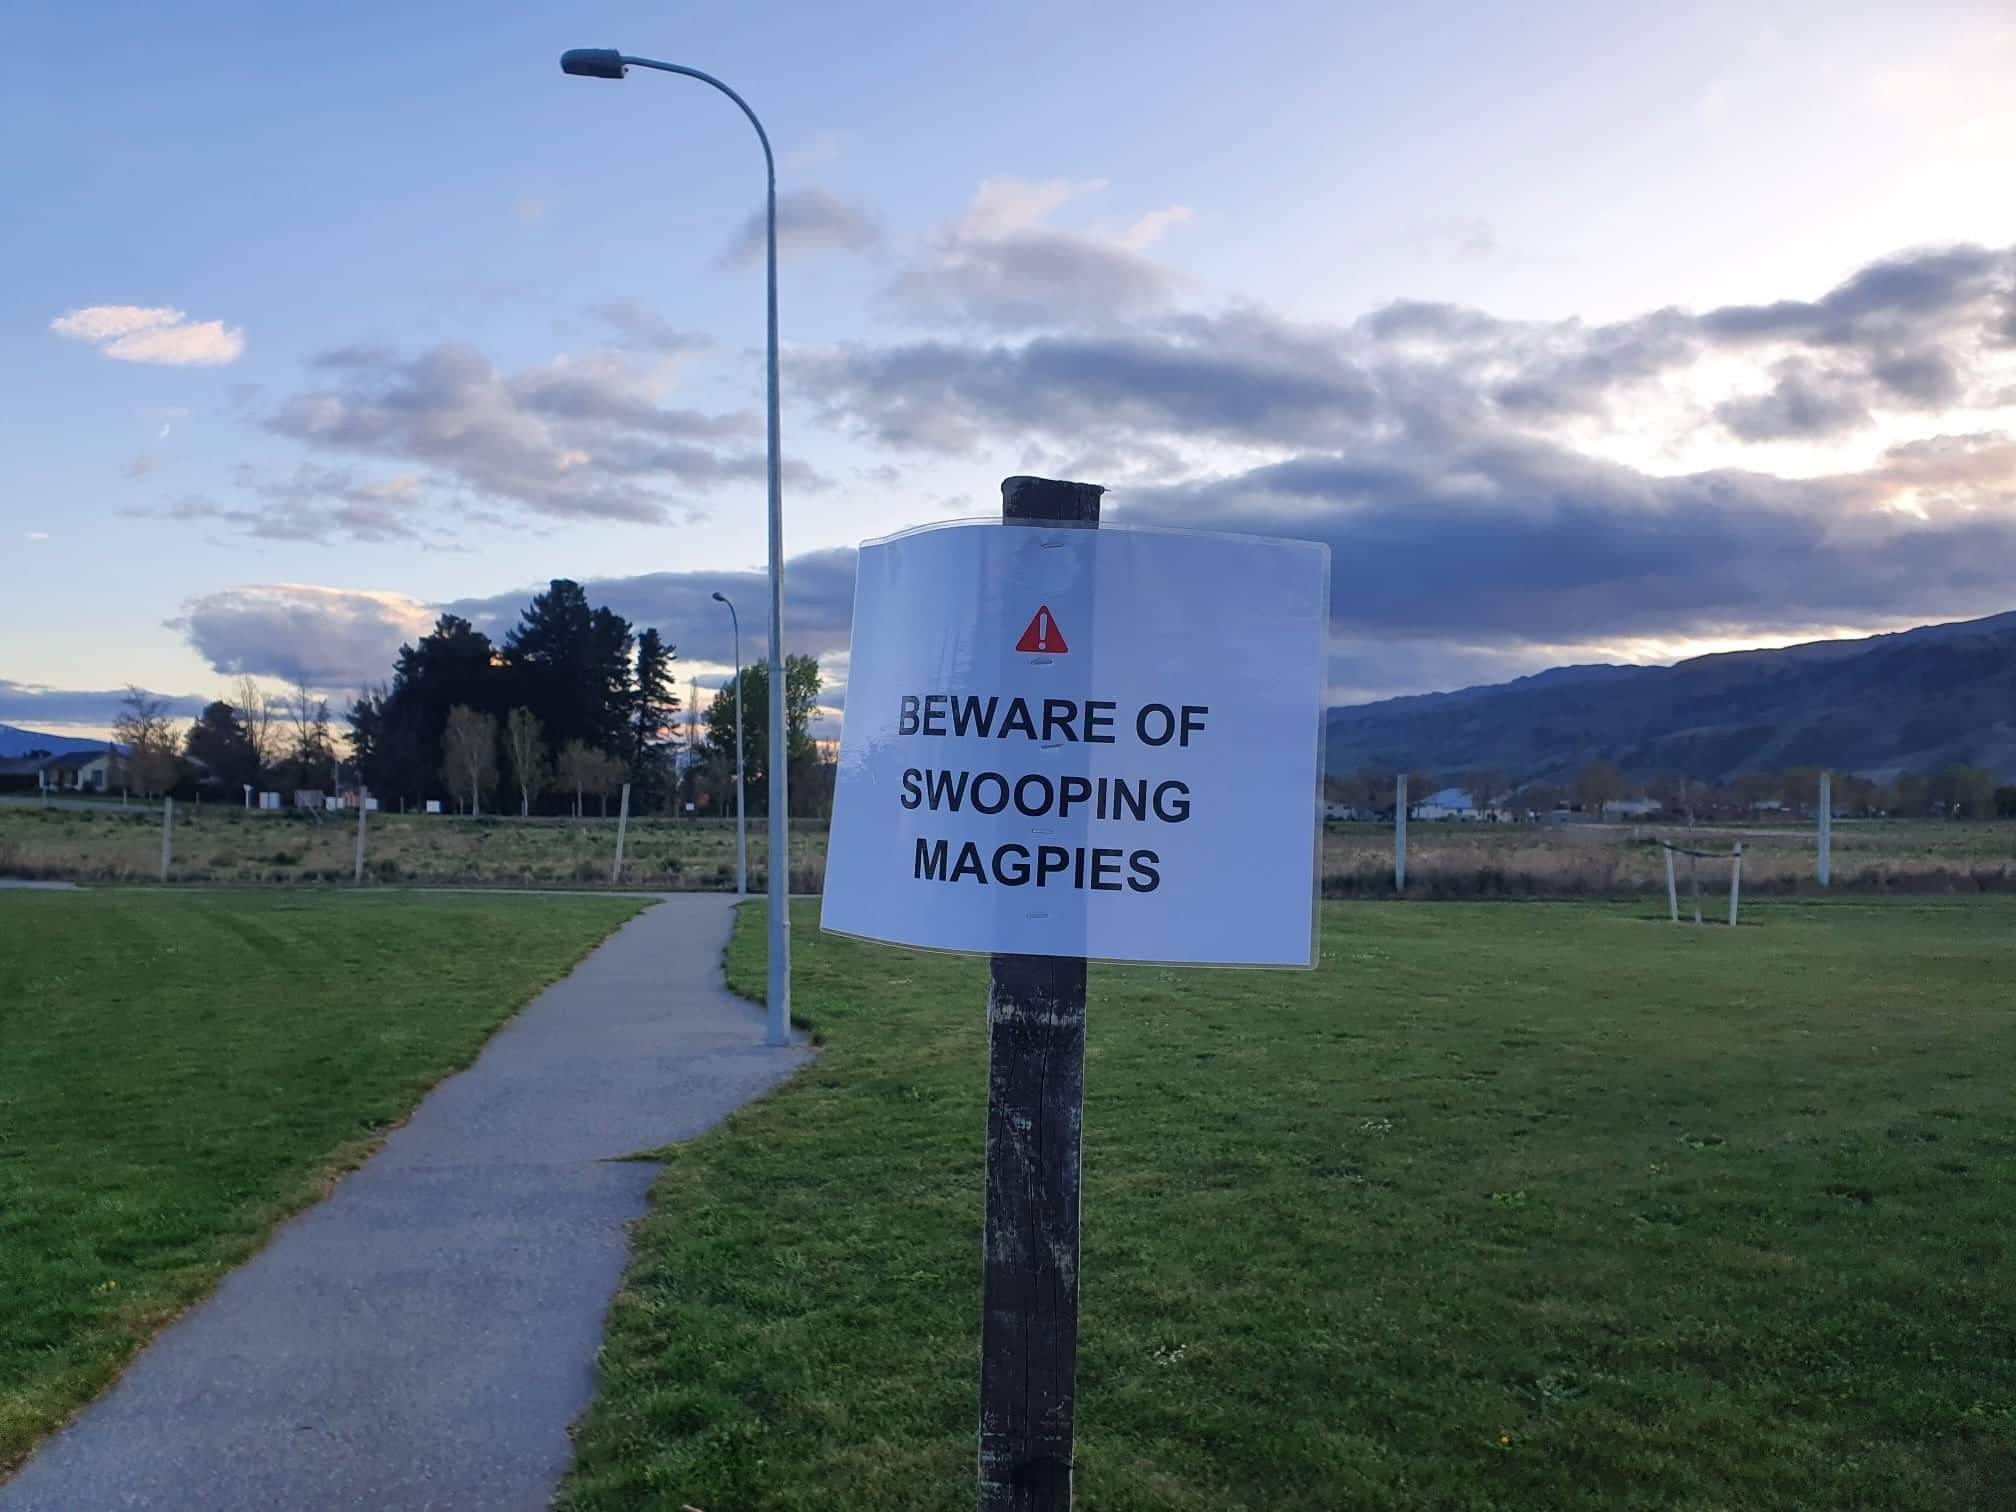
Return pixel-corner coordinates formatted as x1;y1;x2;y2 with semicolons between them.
0;889;642;1471
2;800;2010;898
560;898;2016;1510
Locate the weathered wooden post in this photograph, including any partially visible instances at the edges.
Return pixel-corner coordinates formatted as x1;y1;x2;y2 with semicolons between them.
979;474;1102;1511
1664;842;1679;923
820;480;1328;1510
160;796;173;883
353;788;369;885
612;781;631;884
1728;842;1743;927
1394;773;1409;894
1817;770;1832;887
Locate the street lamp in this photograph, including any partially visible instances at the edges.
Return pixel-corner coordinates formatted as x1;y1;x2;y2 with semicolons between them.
561;47;790;1048
711;591;747;897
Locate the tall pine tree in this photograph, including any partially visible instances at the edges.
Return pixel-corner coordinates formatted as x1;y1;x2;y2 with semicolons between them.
502;581;635;762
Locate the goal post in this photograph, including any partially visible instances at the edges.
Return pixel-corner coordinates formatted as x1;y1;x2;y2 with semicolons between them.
1657;839;1743;928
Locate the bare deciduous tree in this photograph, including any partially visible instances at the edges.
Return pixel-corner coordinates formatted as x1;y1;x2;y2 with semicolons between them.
556;739;597;818
1574;761;1625;818
111;686;179;798
441;705;497;816
232;675;281;775
589;750;628;817
1466;767;1504;818
503;707;548;818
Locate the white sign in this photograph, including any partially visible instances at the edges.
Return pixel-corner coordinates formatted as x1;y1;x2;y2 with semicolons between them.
822;521;1328;966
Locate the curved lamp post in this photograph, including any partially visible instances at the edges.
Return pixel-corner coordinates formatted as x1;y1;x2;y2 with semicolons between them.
711;591;748;898
561;47;789;1047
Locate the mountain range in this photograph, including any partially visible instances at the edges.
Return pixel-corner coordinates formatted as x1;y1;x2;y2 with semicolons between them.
1325;610;2016;784
0;724;107;760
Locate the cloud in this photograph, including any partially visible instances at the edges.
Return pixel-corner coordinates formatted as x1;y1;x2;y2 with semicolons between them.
800;310;1377;456
0;680;208;728
811;243;2016;463
1119;436;2016;651
886;178;1190;330
590;301;713;356
787;240;2016;699
1713;359;1873;441
721;189;883;266
265;344;808;524
24;531;49;542
1697;246;2007;347
153;465;428;545
172;584;436;691
50;305;244;366
445;548;860;674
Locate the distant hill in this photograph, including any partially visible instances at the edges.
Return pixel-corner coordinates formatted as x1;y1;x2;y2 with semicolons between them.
1326;611;2016;784
0;724;107;760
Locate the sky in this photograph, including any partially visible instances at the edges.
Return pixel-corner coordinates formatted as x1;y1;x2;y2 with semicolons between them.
5;0;2015;741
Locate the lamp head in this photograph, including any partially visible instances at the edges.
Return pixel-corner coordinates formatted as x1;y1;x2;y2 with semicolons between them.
711;591;727;603
560;49;627;79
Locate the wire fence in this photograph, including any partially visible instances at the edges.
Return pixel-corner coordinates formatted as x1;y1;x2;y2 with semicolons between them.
2;796;2013;898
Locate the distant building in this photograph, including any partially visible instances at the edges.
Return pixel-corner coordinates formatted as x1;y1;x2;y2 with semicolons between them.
0;750;115;792
1602;797;1662;819
1323;800;1361;821
1414;787;1478;820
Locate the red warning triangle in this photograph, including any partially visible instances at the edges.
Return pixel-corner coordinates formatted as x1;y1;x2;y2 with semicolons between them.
1015;604;1068;654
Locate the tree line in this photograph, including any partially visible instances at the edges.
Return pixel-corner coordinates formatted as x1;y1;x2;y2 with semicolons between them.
104;578;828;818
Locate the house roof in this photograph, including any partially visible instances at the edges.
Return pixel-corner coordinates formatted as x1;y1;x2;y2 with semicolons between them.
0;750;106;774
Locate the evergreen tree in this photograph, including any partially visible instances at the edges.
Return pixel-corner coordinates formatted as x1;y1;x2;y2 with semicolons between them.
185;700;259;792
630;628;680;802
502;581;634;759
358;615;503;809
703;654;822;807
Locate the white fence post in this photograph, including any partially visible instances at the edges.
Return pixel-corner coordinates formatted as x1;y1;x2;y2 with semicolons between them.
1664;843;1679;924
612;782;631;885
1818;771;1832;888
354;788;368;885
1394;773;1408;894
1728;843;1743;928
160;796;173;883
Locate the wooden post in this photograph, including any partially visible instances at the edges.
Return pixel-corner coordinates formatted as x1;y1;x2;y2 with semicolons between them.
612;782;631;884
1728;842;1743;927
1817;771;1832;887
160;796;173;883
979;474;1101;1512
353;788;369;885
1394;773;1408;894
1664;843;1679;923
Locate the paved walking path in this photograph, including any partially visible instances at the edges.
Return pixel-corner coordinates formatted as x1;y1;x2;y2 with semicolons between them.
0;895;810;1511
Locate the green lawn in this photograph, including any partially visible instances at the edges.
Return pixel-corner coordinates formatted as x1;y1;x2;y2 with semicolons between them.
0;890;642;1470
562;899;2016;1510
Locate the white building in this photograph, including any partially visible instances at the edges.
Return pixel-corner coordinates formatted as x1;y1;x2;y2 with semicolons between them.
1414;787;1478;820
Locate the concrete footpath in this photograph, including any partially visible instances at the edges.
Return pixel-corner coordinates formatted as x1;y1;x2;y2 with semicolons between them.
0;895;810;1511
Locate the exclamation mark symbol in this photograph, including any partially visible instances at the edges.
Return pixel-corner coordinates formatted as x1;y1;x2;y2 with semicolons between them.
1037;609;1050;651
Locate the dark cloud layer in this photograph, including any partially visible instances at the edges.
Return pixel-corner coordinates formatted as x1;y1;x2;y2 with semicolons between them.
1121;438;2016;646
0;681;208;730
